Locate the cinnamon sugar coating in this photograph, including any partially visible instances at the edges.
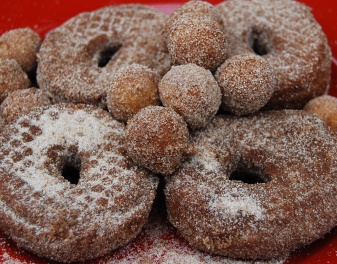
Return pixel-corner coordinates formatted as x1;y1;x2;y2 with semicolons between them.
0;104;158;263
159;64;221;130
0;88;52;122
217;0;331;109
0;28;41;73
0;59;31;103
215;53;276;116
37;5;170;107
304;95;337;133
126;106;193;175
165;2;227;71
106;64;160;122
166;110;337;260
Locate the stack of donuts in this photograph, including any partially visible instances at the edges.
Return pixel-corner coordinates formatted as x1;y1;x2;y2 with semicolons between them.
0;0;337;263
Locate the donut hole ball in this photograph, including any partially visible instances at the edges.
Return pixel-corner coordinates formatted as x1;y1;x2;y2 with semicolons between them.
159;64;221;130
165;13;227;71
304;95;337;133
106;64;160;123
165;0;224;32
0;59;31;103
215;53;276;116
0;87;52;123
126;106;193;175
0;28;41;73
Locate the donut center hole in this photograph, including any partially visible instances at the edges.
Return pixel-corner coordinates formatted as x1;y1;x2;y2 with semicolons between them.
249;28;271;56
61;156;81;185
229;164;271;184
98;45;122;68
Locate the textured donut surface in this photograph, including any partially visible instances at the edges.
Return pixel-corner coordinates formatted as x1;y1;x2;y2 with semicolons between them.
37;5;170;107
165;110;337;259
0;104;158;262
217;0;331;109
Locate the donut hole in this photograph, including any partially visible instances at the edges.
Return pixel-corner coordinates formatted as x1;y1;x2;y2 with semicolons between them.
229;162;271;184
61;155;81;185
98;45;122;68
249;27;271;56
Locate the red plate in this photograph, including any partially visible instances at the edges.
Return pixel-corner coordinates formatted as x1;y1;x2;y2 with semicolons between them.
0;0;337;263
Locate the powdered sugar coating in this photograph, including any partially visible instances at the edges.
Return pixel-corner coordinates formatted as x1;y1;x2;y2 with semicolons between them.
0;104;158;263
165;3;227;71
304;95;337;133
215;53;276;115
217;0;331;109
159;64;221;130
37;5;170;107
106;64;160;123
0;28;41;73
0;88;52;122
166;110;337;259
126;106;193;175
0;59;31;103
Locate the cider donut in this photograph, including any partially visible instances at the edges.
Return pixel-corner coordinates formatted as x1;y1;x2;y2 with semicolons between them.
0;59;31;103
0;28;41;73
0;87;52;123
217;0;332;109
165;110;337;259
37;5;170;107
304;95;337;133
0;104;158;263
126;106;193;175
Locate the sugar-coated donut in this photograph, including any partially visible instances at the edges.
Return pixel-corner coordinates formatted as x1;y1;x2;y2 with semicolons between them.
106;64;160;122
0;104;158;263
215;53;276;115
165;1;226;71
0;59;31;103
217;0;331;109
37;5;170;107
165;110;337;259
0;88;52;122
304;95;337;133
0;28;41;73
126;106;193;175
159;63;221;130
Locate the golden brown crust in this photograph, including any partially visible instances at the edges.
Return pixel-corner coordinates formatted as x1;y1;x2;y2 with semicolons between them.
304;95;337;133
106;64;160;122
159;63;221;130
37;5;170;107
126;106;193;175
165;110;337;260
0;59;31;103
215;53;276;115
217;0;331;110
0;103;158;262
165;1;226;71
0;87;52;122
0;28;41;73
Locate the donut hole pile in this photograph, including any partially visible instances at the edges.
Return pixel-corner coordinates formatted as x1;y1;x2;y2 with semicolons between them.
0;0;336;263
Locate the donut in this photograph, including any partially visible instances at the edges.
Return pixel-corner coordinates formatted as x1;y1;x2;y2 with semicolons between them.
0;28;41;73
37;5;170;107
106;64;160;122
215;53;276;116
0;103;159;263
0;59;31;103
165;110;337;259
304;95;337;133
126;106;193;175
165;1;227;71
159;63;221;130
217;0;332;109
0;87;52;122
